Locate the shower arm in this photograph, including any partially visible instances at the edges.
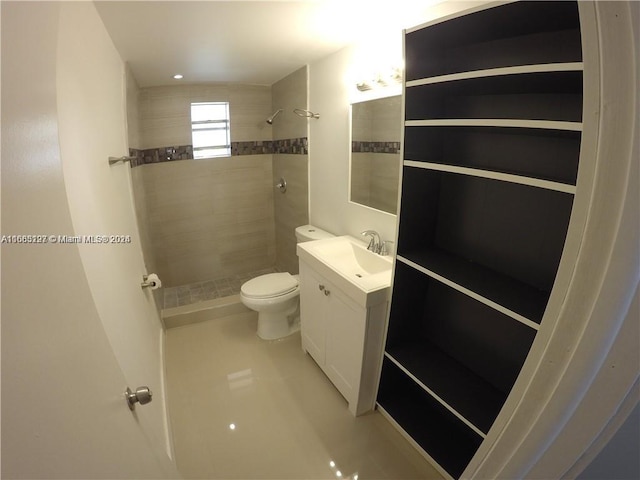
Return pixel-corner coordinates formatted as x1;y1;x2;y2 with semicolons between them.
266;109;283;124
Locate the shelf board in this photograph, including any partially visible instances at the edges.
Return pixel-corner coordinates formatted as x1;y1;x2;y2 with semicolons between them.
397;251;547;329
403;125;581;186
377;358;484;479
404;160;576;194
404;2;581;82
385;342;506;435
376;405;456;480
406;62;584;88
405;119;582;132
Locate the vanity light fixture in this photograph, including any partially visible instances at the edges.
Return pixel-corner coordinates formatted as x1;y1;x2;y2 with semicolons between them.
356;67;402;91
173;74;184;80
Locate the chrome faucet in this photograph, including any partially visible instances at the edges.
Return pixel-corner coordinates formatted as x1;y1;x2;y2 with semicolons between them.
361;230;381;254
379;240;394;256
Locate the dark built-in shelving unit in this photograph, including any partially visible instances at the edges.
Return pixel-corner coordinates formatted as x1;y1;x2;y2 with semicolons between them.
376;2;583;478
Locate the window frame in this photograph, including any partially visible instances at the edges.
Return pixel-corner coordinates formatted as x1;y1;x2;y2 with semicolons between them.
190;102;231;159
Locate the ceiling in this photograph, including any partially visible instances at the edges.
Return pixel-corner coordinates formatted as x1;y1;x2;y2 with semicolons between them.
95;0;448;88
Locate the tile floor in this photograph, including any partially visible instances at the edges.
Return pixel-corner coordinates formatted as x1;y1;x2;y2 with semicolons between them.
164;268;278;308
164;311;444;480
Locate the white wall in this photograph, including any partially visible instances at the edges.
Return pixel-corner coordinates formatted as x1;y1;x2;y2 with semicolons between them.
126;63;143;150
55;2;172;460
1;2;178;477
308;45;398;243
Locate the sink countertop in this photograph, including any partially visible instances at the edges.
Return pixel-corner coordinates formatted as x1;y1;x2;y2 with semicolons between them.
297;235;393;307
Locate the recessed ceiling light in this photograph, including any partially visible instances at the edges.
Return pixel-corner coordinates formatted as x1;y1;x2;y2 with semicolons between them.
173;74;183;80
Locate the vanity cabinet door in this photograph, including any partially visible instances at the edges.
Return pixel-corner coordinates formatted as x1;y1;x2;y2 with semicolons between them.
299;263;326;365
299;261;368;414
324;284;366;408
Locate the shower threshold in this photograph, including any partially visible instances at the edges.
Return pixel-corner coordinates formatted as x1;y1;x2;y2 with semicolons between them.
163;268;278;309
161;268;278;329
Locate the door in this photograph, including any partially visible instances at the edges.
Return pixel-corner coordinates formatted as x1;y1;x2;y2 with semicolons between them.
55;1;171;462
1;2;179;477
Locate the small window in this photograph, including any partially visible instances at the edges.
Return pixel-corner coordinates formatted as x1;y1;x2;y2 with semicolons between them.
191;102;231;158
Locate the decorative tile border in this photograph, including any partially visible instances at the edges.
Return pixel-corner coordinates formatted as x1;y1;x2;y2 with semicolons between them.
230;138;309;156
130;137;308;167
273;137;308;155
231;141;273;156
129;145;193;167
352;141;401;154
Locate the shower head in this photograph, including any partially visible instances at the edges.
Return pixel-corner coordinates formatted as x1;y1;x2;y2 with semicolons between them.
293;108;320;119
266;109;283;124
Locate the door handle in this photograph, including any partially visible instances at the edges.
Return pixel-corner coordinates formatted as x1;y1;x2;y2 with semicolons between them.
125;386;152;411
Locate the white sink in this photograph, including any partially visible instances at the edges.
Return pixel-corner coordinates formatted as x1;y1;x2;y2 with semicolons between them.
309;236;391;275
297;235;393;306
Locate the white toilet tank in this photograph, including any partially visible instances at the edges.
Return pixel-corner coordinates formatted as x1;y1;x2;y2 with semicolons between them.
295;224;334;243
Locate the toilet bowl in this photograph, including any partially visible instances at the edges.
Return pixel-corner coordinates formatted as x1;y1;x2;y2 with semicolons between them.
241;273;300;340
240;225;334;340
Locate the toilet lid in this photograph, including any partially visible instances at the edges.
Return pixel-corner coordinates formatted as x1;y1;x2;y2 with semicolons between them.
241;272;298;299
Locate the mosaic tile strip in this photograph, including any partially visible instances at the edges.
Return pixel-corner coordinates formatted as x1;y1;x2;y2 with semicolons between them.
130;137;308;167
273;137;308;155
129;149;143;167
231;141;274;156
129;146;193;167
352;141;401;154
231;138;308;156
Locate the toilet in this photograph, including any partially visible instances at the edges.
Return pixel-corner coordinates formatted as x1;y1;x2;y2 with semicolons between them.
240;225;334;340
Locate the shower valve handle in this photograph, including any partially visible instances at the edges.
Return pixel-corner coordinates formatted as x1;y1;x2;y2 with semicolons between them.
275;177;287;193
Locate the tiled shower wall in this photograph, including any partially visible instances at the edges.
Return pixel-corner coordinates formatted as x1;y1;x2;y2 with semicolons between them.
127;67;309;288
126;64;163;308
272;66;310;275
135;154;276;287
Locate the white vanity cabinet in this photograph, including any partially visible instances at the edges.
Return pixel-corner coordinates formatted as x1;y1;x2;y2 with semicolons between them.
299;259;389;416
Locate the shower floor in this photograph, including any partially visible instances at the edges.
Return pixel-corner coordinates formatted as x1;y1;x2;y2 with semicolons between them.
163;267;278;309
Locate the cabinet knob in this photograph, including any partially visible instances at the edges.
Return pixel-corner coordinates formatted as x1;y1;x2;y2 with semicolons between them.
318;284;330;296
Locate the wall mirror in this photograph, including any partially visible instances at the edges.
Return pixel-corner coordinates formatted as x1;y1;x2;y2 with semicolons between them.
349;95;402;215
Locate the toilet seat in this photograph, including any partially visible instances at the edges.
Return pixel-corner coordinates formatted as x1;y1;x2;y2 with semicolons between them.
241;272;298;299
